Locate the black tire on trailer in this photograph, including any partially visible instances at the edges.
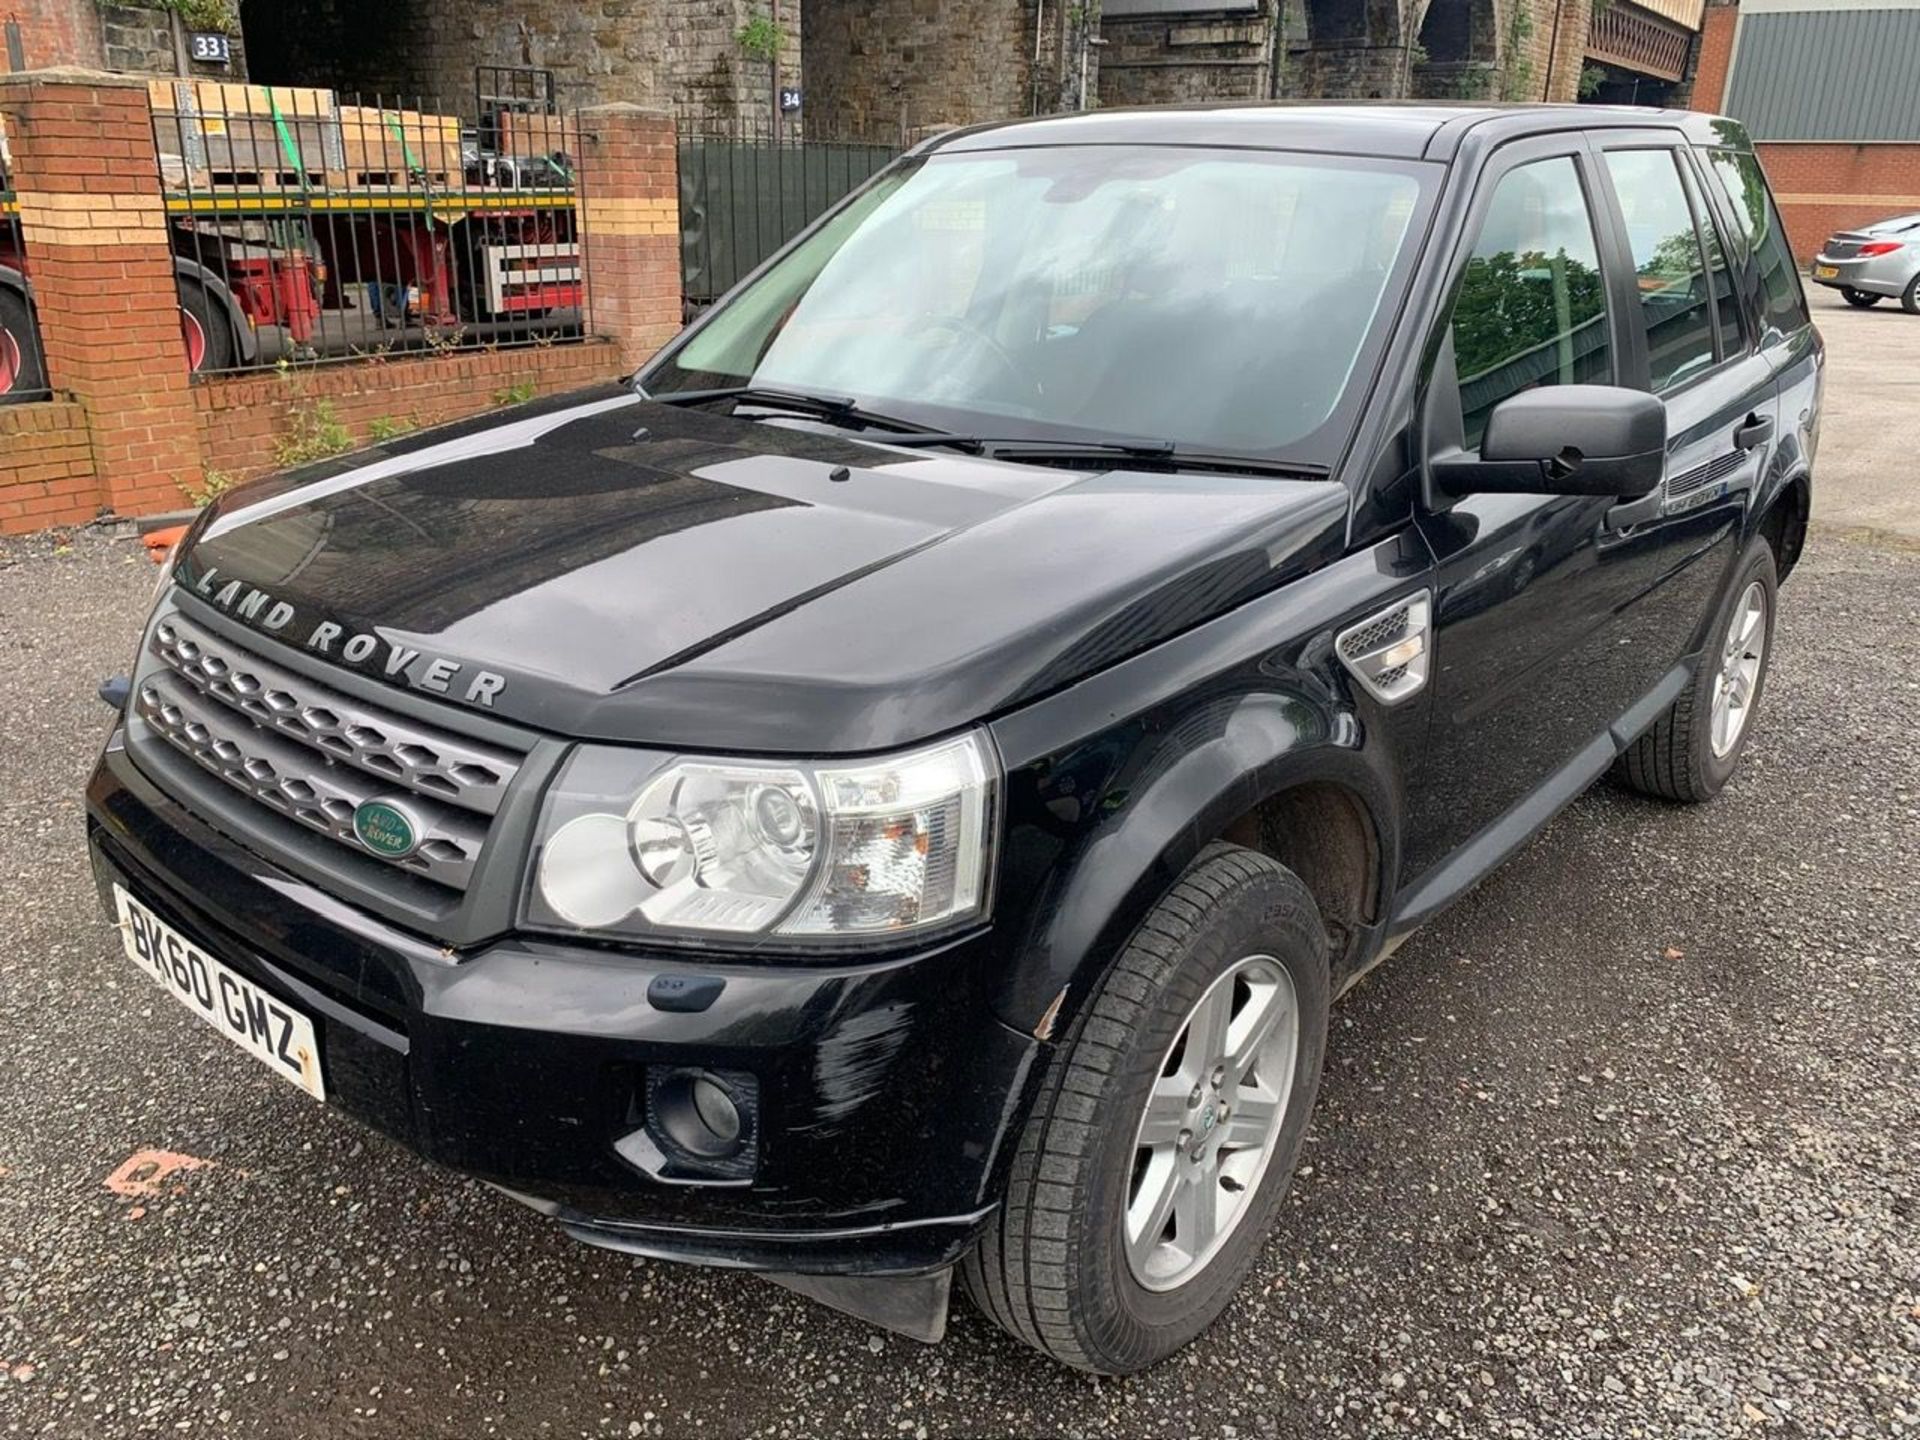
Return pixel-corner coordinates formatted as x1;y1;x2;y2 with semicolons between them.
1612;538;1779;804
1840;286;1881;308
0;285;46;401
962;844;1331;1374
178;279;236;374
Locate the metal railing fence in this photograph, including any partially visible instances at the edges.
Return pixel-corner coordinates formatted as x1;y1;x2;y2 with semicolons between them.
678;114;901;313
150;82;589;377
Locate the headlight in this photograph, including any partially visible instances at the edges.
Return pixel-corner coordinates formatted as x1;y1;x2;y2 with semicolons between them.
527;731;997;944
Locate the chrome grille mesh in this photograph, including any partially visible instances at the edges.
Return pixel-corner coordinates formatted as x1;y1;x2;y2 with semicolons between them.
152;615;516;815
1335;592;1432;705
1337;608;1410;660
135;613;519;891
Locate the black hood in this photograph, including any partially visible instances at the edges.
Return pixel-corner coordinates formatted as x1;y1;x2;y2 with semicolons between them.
179;387;1349;752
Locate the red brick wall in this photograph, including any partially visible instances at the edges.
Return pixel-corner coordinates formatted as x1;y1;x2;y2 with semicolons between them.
0;70;679;537
1689;2;1920;260
1757;144;1920;260
0;71;205;520
9;0;105;69
0;401;100;533
195;342;623;485
1690;2;1737;114
578;106;684;373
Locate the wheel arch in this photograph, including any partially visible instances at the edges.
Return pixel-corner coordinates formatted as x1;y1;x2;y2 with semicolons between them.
1757;470;1811;582
989;690;1402;1042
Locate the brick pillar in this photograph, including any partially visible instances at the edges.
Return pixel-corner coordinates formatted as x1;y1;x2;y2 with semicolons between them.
577;104;684;374
1688;1;1740;115
0;67;201;518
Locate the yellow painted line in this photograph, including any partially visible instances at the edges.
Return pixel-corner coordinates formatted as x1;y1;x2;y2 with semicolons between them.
162;190;577;216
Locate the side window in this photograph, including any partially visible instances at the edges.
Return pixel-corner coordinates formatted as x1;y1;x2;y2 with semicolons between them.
1449;156;1611;449
1603;149;1717;392
1679;157;1744;355
1705;148;1810;340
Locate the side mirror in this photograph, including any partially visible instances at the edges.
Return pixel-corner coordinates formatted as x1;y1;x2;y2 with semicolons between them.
1433;385;1666;500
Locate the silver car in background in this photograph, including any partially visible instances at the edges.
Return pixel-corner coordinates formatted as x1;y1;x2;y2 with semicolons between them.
1812;213;1920;311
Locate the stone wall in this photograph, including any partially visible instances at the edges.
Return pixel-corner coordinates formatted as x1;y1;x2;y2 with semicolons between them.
237;0;790;124
1404;0;1588;101
100;5;249;79
1099;11;1275;108
802;0;1039;141
5;0;242;78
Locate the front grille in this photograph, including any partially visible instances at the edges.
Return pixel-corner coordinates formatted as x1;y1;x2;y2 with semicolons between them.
135;613;521;891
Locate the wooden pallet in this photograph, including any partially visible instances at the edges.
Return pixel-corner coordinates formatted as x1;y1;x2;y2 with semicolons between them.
198;169;329;191
338;106;463;181
499;111;580;159
327;169;457;190
148;80;340;121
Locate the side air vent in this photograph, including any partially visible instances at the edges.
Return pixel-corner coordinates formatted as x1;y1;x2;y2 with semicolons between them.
1336;592;1433;705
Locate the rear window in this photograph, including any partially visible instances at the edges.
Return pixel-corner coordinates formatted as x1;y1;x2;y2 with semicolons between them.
1702;148;1809;342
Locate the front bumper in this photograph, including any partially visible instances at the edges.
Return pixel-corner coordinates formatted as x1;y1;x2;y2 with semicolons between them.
87;731;1039;1276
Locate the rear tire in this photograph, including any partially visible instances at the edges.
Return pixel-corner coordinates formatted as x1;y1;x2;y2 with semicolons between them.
1613;539;1778;803
962;844;1330;1373
0;286;45;401
1903;273;1920;316
1840;286;1881;308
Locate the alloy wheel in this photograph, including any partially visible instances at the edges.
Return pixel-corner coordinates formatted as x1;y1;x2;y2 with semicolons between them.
1124;954;1299;1292
1711;580;1768;758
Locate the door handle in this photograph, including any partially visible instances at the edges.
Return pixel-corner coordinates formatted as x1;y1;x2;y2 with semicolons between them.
1733;413;1774;451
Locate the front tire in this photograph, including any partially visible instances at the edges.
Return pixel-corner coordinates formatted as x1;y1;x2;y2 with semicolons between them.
963;845;1330;1373
1614;538;1778;803
1840;286;1881;308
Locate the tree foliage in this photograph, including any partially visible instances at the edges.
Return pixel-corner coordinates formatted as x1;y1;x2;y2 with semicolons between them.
1452;247;1605;383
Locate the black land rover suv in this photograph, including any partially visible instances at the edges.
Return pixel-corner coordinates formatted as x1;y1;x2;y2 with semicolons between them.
88;104;1821;1373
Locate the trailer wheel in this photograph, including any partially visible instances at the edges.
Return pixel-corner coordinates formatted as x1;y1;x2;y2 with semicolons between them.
179;280;235;374
1;286;46;401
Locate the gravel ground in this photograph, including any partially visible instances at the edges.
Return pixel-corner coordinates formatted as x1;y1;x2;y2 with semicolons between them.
0;520;1914;1440
1804;287;1920;543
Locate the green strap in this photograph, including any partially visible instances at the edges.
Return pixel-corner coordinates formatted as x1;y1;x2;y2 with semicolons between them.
382;109;423;180
262;89;309;194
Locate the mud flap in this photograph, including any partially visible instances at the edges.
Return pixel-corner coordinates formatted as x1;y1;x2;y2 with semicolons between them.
763;1266;952;1344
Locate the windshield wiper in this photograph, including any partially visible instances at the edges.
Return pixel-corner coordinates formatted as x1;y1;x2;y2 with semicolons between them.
644;385;949;436
874;432;1325;479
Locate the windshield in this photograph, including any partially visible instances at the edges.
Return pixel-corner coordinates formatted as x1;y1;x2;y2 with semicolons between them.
645;145;1435;460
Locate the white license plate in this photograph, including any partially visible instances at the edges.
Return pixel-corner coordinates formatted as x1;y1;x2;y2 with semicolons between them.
1814;264;1839;278
113;884;326;1100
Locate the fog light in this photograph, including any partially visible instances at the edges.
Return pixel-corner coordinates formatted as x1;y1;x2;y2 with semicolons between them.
689;1076;741;1147
619;1066;760;1184
653;1070;742;1159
